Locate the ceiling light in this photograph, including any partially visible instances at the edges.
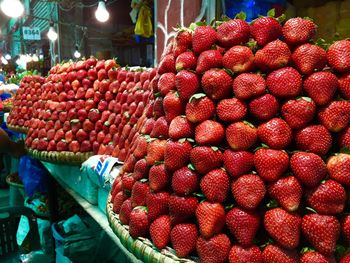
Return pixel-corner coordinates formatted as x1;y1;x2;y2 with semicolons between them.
0;0;24;18
95;1;109;23
47;23;58;41
4;54;11;60
74;46;81;59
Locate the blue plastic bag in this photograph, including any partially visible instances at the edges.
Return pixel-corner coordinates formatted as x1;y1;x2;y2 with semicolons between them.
18;156;49;197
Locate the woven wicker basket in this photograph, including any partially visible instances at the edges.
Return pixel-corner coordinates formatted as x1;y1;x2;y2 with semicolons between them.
7;124;29;134
107;194;197;263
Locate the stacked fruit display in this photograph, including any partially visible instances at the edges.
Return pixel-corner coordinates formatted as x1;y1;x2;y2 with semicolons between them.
7;75;45;132
108;12;350;263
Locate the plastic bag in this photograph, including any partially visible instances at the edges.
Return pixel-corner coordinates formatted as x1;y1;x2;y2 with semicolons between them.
18;156;48;197
134;4;153;38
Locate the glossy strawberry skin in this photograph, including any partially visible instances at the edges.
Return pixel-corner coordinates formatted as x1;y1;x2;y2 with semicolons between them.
169;195;198;223
327;40;350;72
195;120;225;146
200;169;230;203
196;50;223;74
223;46;255;73
201;69;232;100
196;234;231;263
192;25;217;54
185;94;215;123
190;146;223;174
266;67;302;98
250;17;282;46
149;215;171;249
282;17;317;45
327;154;350;186
223;150;254;178
175;70;200;101
171;223;198;258
226;122;258;151
216;98;247;122
262;244;299;263
249;94;279;121
172;167;199;196
146;191;170;222
217;19;250;47
318;101;350;132
232;73;266;100
257;118;292;149
339;73;350;99
229;245;263;263
128;206;149;238
292;44;327;75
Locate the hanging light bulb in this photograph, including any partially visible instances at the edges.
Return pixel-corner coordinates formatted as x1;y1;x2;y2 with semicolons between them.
74;45;81;59
95;1;109;23
32;54;39;62
47;21;58;41
4;54;11;60
0;0;24;18
1;56;8;65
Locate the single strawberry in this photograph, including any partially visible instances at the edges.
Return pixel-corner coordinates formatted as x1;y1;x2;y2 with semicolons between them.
327;40;350;72
290;152;327;188
327;154;350;185
249;94;279;121
196;234;231;263
146;139;166;166
254;148;289;182
303;72;339;106
192;25;217;54
121;173;136;193
196;50;223;74
318;101;350;132
130;181;149;207
232;174;266;210
169;195;198;223
282;17;317;45
226;207;260;246
158;54;176;74
217;19;250;47
128;206;149;238
339;73;350;100
226;121;258;150
163;91;185;122
133;159;149;180
164;139;192;171
229;245;262;263
174;29;192;56
146;191;170;222
149;164;170;192
172;167;199;196
158;72;176;96
268;176;303;212
262;244;299;263
232;73;266;100
196;201;225;239
281;97;316;130
175;51;197;71
200;169;230;203
308;179;346;215
302;214;340;255
201;69;232;100
266;67;302;98
168;116;194;140
223;150;254;178
119;199;133;225
292;43;327;75
340;254;350;263
222;45;254;73
195;120;225;145
258;118;292;149
185;93;215;123
342;215;350;244
190;146;223;174
250;16;282;46
171;223;198;258
339;127;350;148
150;116;169;139
149;215;171;249
264;208;302;249
175;70;200;100
295;125;332;156
216;98;247;122
301;251;336;263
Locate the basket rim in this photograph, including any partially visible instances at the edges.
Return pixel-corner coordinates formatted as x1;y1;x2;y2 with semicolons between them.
7;123;29;134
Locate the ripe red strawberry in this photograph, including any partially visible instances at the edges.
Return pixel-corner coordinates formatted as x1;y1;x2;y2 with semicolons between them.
249;94;279;121
290;152;327;188
196;234;231;263
262;244;299;263
343;215;350;244
185;93;215;123
169;195;198;223
158;54;176;74
230;246;263;263
175;51;197;71
226;121;258;150
146;139;166;166
217;19;250;47
119;199;133;225
163;91;185;122
146;191;170;222
232;73;266;100
216;98;247;122
130;181;149;207
173;29;192;56
281;97;316;129
223;150;254;178
226;207;260;246
254;40;291;71
200;169;230;203
318;101;350;132
128;206;149;238
232;174;266;210
113;191;127;213
196;50;223;74
327;154;350;185
264;208;301;249
133;136;148;159
171;223;198;258
301;251;336;263
327;40;350;72
192;25;217;54
295;125;332;156
164;139;192;171
149;164;170;192
172;167;199;196
339;73;350;99
222;45;254;73
254;148;289;182
268;176;303;212
158;72;176;96
122;173;136;193
250;17;282;46
149;215;171;249
258;118;292;149
168;116;194;140
266;67;302;98
150;116;169;139
175;70;200;100
302;214;340;255
339;127;350;148
201;69;232;100
195;120;225;145
303;72;339;106
190;146;223;174
282;17;317;45
292;43;327;75
196;201;225;239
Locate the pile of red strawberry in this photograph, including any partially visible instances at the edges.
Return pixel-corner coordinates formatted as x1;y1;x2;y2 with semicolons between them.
109;13;350;263
7;75;45;128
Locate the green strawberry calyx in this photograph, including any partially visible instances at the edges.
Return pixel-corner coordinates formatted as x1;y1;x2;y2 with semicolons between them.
189;93;206;103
